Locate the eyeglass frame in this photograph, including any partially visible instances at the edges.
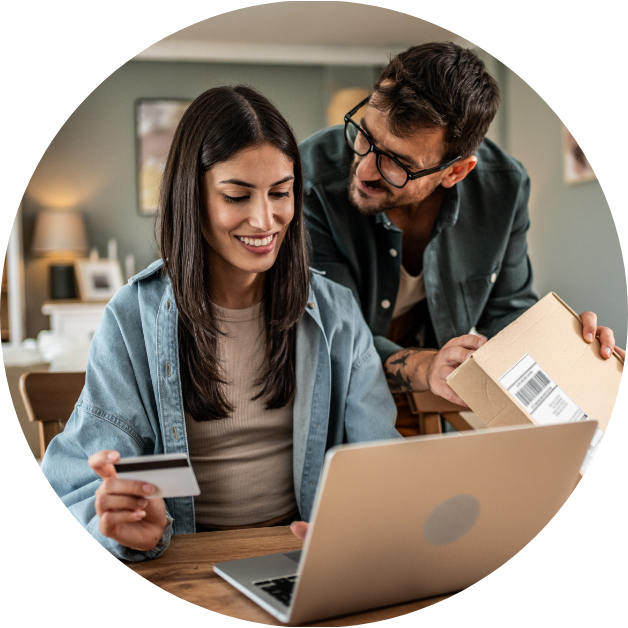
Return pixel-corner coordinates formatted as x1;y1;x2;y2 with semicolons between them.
344;97;461;189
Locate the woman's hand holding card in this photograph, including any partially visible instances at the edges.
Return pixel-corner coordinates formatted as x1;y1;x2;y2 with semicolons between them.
89;450;168;552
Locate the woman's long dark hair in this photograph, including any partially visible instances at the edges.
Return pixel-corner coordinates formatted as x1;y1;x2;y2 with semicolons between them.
159;85;310;421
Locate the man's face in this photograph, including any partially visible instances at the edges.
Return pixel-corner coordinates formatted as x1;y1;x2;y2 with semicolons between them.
347;105;448;215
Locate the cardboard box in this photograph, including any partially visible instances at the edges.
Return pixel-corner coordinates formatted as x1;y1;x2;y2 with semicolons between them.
447;293;623;470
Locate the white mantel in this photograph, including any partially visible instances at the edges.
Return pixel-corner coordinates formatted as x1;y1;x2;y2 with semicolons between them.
42;301;107;344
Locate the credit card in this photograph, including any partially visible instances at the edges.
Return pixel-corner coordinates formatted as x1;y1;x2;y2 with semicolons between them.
114;453;200;499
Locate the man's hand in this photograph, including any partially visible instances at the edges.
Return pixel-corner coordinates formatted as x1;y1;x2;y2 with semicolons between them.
384;335;486;405
89;450;168;552
580;311;625;361
425;335;487;405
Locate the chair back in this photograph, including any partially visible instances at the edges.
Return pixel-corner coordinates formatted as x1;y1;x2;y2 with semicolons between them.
19;371;85;456
396;390;479;437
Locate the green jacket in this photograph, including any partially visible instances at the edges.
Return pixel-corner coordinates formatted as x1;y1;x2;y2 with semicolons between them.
301;126;538;363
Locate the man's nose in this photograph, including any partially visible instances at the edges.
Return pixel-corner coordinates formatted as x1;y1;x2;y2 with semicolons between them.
355;151;380;181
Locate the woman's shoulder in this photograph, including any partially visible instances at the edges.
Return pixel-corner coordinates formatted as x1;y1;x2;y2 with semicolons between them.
90;260;170;361
308;270;360;329
106;259;169;318
307;270;375;361
127;259;166;286
309;269;355;304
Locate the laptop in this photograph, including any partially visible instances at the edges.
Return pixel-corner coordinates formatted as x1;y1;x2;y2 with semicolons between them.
214;420;596;625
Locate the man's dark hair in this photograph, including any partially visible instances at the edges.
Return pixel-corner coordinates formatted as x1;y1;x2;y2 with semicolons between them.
372;42;500;159
159;85;310;421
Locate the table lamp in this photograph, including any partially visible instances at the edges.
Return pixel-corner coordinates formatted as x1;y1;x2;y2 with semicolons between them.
32;209;88;299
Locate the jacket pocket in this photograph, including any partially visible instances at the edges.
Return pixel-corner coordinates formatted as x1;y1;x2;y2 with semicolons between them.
460;270;499;330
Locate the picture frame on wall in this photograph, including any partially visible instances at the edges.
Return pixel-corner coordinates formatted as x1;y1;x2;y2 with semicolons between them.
75;259;124;302
562;125;596;185
136;99;191;215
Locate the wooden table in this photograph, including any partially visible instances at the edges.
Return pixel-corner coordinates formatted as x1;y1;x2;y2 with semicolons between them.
126;527;452;626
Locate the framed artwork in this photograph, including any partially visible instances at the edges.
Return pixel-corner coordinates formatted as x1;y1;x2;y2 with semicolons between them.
136;99;191;215
563;125;596;184
75;259;124;302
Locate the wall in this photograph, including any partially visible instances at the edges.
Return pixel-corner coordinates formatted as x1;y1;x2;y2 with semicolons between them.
21;60;379;337
501;66;627;347
474;51;626;349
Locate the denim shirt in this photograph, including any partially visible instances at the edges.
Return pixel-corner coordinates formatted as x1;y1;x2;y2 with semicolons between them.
41;260;399;562
300;126;539;363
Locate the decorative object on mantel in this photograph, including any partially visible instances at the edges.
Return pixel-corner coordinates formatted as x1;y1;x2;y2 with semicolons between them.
125;254;136;281
107;238;118;261
136;99;191;215
74;258;123;302
563;125;596;184
32;209;88;300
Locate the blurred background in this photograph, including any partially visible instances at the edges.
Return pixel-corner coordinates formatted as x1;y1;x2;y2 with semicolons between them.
3;2;625;457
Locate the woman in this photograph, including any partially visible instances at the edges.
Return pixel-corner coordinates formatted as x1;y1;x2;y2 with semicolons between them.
41;85;401;561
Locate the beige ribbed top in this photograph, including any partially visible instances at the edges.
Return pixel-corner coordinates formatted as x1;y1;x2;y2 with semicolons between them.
185;301;296;527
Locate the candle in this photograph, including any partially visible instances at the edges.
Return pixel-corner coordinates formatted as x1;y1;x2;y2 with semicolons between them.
125;254;135;281
108;239;118;261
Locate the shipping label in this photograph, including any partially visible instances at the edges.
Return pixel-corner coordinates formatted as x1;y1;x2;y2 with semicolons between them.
499;353;602;472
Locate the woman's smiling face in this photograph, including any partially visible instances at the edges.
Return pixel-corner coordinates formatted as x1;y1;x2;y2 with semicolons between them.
201;142;295;288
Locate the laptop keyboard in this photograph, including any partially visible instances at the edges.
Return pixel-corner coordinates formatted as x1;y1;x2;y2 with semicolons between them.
254;575;298;606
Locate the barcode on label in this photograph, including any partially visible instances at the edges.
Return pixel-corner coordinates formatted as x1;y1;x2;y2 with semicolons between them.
515;370;551;407
500;353;601;474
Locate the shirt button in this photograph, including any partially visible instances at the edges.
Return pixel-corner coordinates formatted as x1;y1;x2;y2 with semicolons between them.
308;301;316;309
381;299;391;309
490;273;497;284
389;248;398;257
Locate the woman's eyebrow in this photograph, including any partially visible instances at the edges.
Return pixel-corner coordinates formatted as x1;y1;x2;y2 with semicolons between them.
219;178;255;188
218;175;294;188
271;175;295;186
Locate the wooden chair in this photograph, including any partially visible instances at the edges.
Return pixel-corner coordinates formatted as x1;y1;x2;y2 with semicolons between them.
395;390;486;437
19;372;85;456
386;305;485;437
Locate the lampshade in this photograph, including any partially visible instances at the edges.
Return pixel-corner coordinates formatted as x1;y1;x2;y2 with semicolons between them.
32;209;88;257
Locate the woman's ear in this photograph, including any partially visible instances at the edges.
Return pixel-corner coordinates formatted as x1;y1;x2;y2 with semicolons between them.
441;156;478;189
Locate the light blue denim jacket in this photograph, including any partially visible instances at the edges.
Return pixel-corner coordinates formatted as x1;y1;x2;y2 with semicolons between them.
41;260;400;562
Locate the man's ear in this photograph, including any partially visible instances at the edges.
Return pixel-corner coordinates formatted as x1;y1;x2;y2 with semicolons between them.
441;156;477;188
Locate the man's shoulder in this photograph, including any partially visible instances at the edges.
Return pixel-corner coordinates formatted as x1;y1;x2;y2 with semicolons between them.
300;125;353;187
474;138;528;179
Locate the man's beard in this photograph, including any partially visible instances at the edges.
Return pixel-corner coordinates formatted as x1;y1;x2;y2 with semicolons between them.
347;161;395;216
347;160;440;216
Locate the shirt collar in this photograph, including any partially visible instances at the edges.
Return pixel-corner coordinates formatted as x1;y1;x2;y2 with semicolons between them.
374;212;402;232
434;184;461;234
374;184;461;234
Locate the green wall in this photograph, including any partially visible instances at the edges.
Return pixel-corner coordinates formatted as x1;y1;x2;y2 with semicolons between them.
476;48;625;347
502;67;626;347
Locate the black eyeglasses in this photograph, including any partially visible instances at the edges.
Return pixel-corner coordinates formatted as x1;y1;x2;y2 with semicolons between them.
344;98;461;189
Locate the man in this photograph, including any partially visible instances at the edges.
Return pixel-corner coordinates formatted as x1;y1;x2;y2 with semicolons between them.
300;42;622;406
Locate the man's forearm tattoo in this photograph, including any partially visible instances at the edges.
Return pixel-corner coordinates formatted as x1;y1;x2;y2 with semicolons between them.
386;370;413;393
384;348;416;393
